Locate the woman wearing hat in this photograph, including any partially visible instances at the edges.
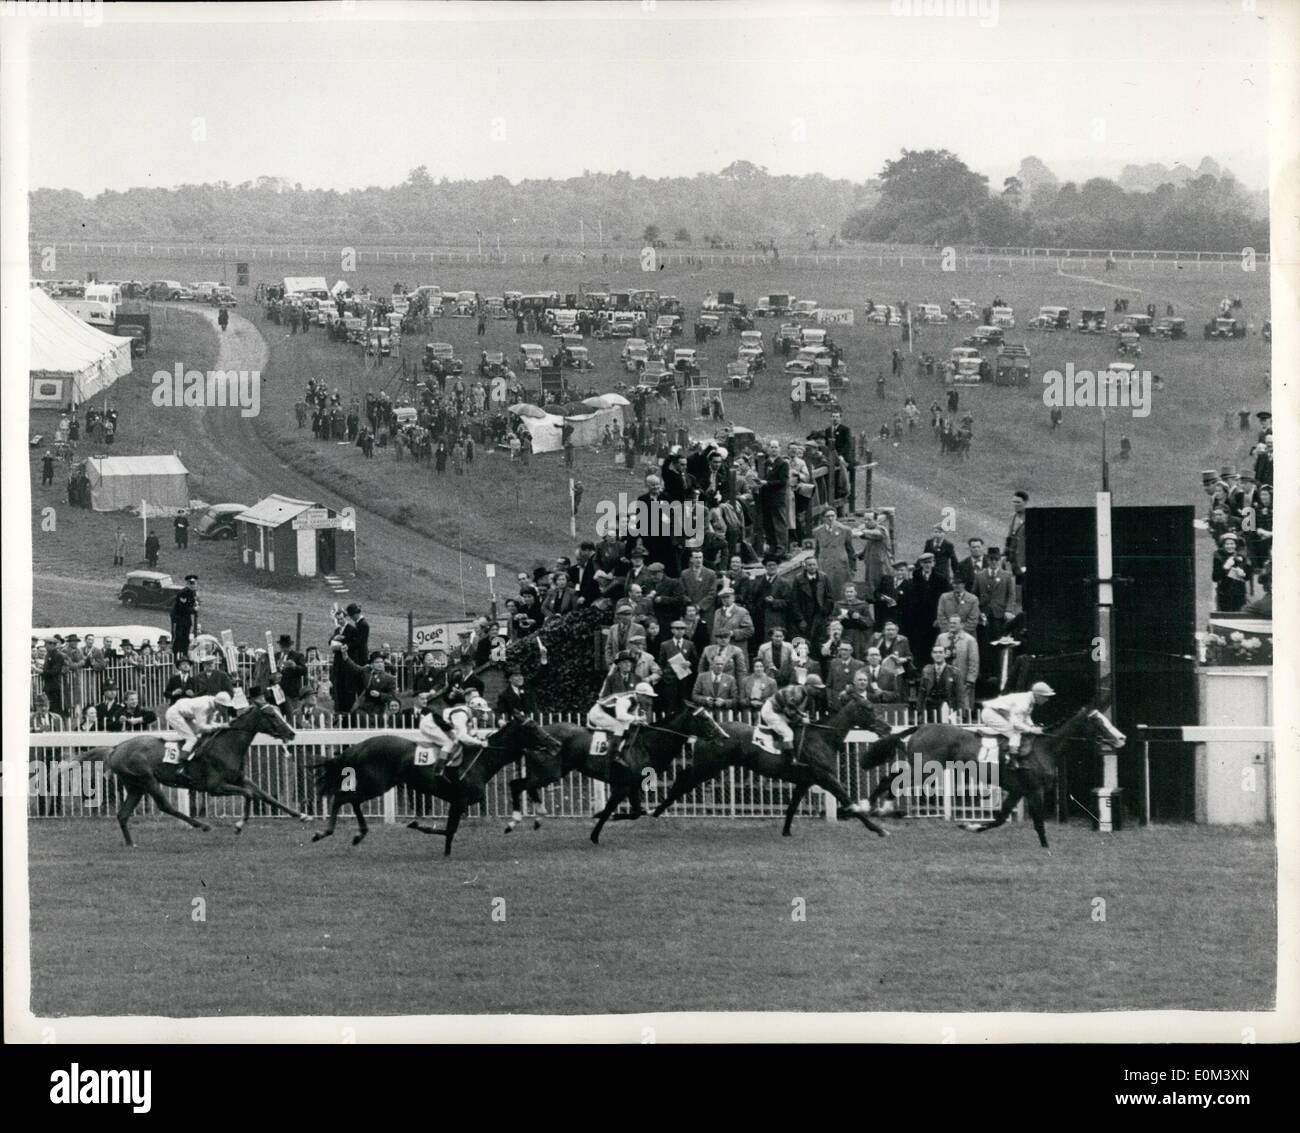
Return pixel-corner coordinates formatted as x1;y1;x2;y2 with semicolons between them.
1212;532;1251;612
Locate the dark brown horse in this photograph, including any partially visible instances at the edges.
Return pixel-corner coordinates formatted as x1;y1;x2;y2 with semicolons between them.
651;699;890;837
309;715;560;856
504;705;730;843
76;703;304;846
857;705;1125;849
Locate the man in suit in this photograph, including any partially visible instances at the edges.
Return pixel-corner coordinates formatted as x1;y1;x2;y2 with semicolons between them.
954;536;991;589
757;627;794;675
95;684;127;730
758;440;791;558
605;601;647;667
807;409;857;509
825;641;865;699
119;690;158;731
170;574;199;658
164;657;199;704
922;526;960;582
711;586;754;647
1005;490;1029;596
788;556;833;645
861;646;903;703
630;473;678;575
657;619;698;713
626;638;662;685
647;562;687;635
901;552;949;662
748;556;791;650
935;574;981;634
609;543;653;601
681;549;719;625
274;634;308;703
344;603;370;668
935;615;979;711
974;546;1015;669
569;541;604;606
873;559;908;631
692;662;737;710
918;643;961;714
495;667;535;718
700;626;748;682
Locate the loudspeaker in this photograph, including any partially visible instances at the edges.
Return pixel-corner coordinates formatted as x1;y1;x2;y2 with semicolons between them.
1023;505;1197;820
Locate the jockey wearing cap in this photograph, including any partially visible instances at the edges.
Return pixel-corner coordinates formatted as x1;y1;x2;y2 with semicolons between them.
586;680;656;769
979;682;1055;763
165;690;234;759
758;684;810;763
436;688;491;773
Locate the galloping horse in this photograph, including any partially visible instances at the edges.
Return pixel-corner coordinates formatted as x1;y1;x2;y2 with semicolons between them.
651;699;889;837
77;703;304;846
309;715;560;856
504;705;729;844
857;704;1125;849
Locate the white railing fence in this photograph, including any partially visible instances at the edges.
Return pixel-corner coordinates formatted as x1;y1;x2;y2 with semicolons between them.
25;709;1005;826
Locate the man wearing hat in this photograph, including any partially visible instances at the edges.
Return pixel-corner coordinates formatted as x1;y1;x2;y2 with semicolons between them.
980;681;1056;765
788;555;834;646
496;667;534;718
1212;532;1251;612
274;634;308;703
430;687;491;775
922;523;959;583
171;574;199;658
1005;490;1029;591
657;619;698;714
748;556;791;648
701;626;748;683
902;551;949;661
587;660;654;770
164;656;199;704
165;688;235;762
692;658;737;709
605;600;648;667
343;603;370;668
40;640;67;717
95;683;126;731
196;654;235;698
711;585;754;647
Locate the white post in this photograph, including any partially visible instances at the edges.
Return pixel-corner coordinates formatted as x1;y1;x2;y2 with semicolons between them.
822;787;837;822
141;498;148;553
383;788;396;825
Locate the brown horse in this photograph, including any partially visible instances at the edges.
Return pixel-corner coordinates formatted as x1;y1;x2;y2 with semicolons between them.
858;705;1125;849
309;715;560;856
651;699;889;837
504;705;730;843
76;703;304;847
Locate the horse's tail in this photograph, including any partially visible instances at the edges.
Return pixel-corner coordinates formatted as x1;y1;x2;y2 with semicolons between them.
309;748;353;799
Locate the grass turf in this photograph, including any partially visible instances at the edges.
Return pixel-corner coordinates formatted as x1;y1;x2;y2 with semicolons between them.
27;816;1274;1017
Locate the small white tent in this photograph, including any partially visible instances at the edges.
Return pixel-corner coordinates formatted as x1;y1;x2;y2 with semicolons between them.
508;404;564;453
29;288;134;408
83;454;190;513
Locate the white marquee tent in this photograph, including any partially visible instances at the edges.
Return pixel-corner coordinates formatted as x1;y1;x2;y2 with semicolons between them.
83;454;191;513
29;287;134;408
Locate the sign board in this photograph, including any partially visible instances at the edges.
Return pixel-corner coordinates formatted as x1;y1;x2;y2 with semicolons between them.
339;507;356;533
292;508;355;532
412;623;450;652
219;629;238;672
816;308;855;326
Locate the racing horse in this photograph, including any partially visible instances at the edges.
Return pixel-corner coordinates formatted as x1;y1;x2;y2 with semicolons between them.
76;703;304;847
309;714;560;857
651;698;889;837
503;705;729;843
856;704;1125;849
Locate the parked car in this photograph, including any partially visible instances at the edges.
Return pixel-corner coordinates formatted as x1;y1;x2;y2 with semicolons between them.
964;325;1004;347
655;314;683;337
866;304;902;325
1116;331;1142;358
1029;306;1070;330
194;503;249;541
1076;308;1107;333
518;343;546;371
118;571;184;610
425;342;462;374
1155;317;1187;340
1203;317;1246;339
916;303;948;324
994;344;1031;386
990;305;1015;329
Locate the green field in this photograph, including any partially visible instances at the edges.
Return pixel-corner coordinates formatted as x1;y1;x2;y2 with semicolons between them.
27;817;1275;1017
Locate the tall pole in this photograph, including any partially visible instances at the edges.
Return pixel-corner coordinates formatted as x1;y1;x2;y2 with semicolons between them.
1095;404;1120;831
580;218;585;249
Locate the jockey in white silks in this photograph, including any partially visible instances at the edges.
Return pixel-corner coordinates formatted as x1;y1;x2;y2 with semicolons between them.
586;681;656;767
979;681;1055;761
436;688;491;772
164;690;234;759
757;684;811;762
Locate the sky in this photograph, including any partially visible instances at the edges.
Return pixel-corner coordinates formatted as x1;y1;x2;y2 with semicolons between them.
12;0;1274;196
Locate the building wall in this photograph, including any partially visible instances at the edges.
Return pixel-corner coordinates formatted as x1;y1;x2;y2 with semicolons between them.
1196;667;1272;824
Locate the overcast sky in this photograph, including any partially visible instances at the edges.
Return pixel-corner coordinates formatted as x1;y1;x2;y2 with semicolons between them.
15;0;1273;195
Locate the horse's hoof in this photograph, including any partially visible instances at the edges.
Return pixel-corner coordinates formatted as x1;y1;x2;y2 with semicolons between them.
504;824;514;834
877;827;891;837
406;820;420;829
311;832;327;842
300;814;314;823
234;824;244;835
198;824;211;833
351;834;365;847
533;820;542;831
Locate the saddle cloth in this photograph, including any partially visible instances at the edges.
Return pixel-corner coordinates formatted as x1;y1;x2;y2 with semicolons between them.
751;726;780;756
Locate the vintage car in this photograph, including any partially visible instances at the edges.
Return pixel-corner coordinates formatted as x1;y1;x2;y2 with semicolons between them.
792;299;819;320
799;327;828;348
636;365;678;398
659;296;684;316
994;344;1031;387
754;293;792;318
116;323;149;357
866;304;902;325
118;570;184;610
784;345;830;373
697;313;723;337
1116;331;1142;358
1204;316;1246;339
1029;306;1070;331
990;305;1015;329
479;351;510;379
1155;317;1187;340
670;346;701;373
1124;313;1154;335
774;324;802;349
518;343;546;371
425;342;462;375
726;361;755;391
1103;362;1139;392
563;345;595;371
367;326;393;357
393;405;419;427
194;503;249;541
655;314;683;337
622;339;649;371
608;312;639;338
949;298;978;322
790;373;838;408
916;303;948;324
964;325;1004;348
1076;308;1107;333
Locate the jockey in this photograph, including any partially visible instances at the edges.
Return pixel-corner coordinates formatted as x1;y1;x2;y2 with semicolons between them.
979;681;1055;763
759;684;810;763
165;690;234;760
586;680;656;769
437;688;489;772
